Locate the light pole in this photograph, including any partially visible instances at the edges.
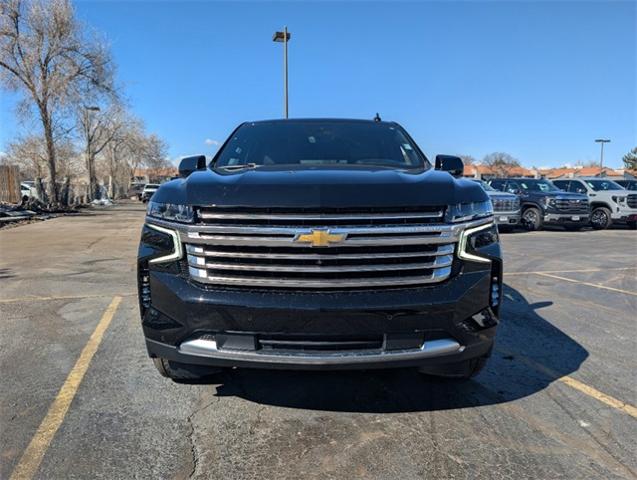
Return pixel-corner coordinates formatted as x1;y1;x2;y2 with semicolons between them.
595;138;610;174
272;27;291;118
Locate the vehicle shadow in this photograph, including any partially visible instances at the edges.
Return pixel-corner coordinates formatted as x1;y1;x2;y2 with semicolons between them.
210;284;588;413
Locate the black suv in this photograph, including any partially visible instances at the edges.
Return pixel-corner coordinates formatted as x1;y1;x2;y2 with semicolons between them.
137;119;503;381
488;177;590;230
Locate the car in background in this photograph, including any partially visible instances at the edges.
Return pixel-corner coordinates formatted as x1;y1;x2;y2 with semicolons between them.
470;179;521;229
615;179;637;191
141;183;160;203
488;178;590;231
552;178;637;230
128;182;146;201
20;181;37;201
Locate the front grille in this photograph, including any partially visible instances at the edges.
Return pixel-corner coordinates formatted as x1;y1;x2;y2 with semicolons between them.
197;206;446;226
628;194;637;209
491;198;519;212
554;198;589;212
180;207;458;289
258;334;384;352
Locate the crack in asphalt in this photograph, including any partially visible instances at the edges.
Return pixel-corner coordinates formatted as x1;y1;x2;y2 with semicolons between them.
186;395;221;479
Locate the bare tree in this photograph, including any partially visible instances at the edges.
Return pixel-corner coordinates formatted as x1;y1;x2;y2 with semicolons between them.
99;111;142;198
482;152;520;177
140;133;170;170
5;134;77;180
77;102;125;199
0;0;114;204
459;155;476;166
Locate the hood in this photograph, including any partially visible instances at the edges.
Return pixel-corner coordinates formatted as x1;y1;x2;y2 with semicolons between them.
528;191;588;200
602;189;632;195
152;166;488;208
485;191;518;200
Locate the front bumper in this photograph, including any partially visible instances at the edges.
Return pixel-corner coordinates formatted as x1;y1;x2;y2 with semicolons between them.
494;211;521;225
140;264;501;370
544;212;590;224
611;209;637;222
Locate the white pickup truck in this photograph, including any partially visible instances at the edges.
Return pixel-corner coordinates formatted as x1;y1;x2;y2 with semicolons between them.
553;178;637;230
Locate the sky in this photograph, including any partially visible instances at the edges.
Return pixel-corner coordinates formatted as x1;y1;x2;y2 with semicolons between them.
0;0;635;168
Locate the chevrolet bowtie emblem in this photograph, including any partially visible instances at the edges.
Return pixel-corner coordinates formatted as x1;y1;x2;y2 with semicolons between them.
295;229;347;247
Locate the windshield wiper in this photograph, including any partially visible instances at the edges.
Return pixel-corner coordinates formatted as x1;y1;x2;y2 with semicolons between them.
217;163;259;171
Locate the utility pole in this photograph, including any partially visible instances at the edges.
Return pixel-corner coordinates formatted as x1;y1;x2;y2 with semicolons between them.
272;27;291;118
595;139;610;175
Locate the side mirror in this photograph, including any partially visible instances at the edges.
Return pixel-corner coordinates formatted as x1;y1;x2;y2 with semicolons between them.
178;155;207;178
507;188;520;195
435;155;464;178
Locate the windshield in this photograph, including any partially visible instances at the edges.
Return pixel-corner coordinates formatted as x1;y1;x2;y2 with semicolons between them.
585;179;624;191
214;121;428;169
471;179;496;191
517;179;560;192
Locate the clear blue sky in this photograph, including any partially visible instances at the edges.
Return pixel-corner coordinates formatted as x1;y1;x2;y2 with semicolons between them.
1;1;635;168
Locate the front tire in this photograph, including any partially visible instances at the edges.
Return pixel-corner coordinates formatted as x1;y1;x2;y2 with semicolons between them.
152;358;221;382
418;356;489;381
522;207;543;231
590;207;612;230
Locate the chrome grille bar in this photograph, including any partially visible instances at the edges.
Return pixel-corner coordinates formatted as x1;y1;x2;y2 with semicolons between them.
186;243;455;259
199;211;444;221
188;266;453;289
188;255;453;273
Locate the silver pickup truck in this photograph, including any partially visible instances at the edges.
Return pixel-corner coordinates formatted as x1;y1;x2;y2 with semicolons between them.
470;179;521;228
553;178;637;230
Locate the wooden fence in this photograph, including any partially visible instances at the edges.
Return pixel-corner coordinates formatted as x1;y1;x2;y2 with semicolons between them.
0;165;21;204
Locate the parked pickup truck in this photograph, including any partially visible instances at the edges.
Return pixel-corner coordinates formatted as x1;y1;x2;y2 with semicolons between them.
470;179;521;228
615;179;637;191
553;178;637;230
141;183;160;203
137;118;503;382
488;178;590;231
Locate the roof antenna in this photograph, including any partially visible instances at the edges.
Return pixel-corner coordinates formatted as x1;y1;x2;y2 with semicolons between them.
373;113;381;122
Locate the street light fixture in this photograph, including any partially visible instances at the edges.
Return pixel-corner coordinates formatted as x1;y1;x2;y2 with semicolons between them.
594;138;610;174
272;27;291;118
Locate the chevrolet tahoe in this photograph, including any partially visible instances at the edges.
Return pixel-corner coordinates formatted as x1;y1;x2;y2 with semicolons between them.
137;119;503;381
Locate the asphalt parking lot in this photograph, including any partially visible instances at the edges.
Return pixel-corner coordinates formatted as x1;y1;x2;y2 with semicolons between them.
1;202;636;480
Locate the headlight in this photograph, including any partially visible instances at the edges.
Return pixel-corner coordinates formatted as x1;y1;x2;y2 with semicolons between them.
458;222;497;263
147;201;195;223
611;196;627;205
446;201;493;223
543;197;557;208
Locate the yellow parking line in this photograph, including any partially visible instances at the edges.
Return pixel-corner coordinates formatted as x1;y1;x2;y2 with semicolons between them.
534;272;637;297
505;267;635;276
9;296;122;480
497;348;637;419
0;293;134;304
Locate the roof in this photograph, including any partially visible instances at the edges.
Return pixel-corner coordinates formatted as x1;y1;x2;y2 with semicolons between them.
490;177;544;181
133;167;178;177
539;166;622;178
463;164;536;177
571;176;623;181
247;118;396;126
